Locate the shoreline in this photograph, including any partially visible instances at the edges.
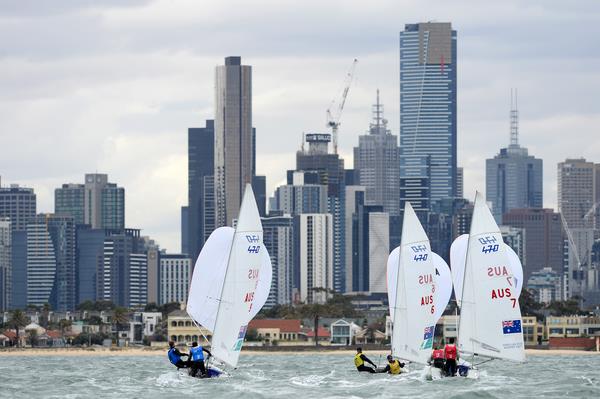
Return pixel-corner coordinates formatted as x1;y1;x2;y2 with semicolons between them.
0;347;599;357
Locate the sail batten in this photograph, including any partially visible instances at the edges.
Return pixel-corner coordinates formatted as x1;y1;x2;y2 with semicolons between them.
457;192;525;362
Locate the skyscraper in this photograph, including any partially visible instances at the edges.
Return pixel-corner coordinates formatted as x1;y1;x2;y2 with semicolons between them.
557;158;599;229
399;22;457;212
55;174;125;230
84;174;124;229
55;183;85;225
350;195;389;294
353;90;400;216
296;133;346;293
502;208;564;282
159;254;192;305
294;213;333;304
262;214;294;307
97;228;147;308
26;214;76;310
187;120;214;261
214;56;253;228
486;91;543;223
0;180;36;231
0;218;11;311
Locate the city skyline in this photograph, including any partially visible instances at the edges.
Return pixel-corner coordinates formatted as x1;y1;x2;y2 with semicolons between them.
1;1;600;252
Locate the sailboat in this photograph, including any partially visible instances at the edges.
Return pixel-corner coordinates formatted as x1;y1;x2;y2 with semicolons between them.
451;192;526;377
185;184;273;377
386;202;452;371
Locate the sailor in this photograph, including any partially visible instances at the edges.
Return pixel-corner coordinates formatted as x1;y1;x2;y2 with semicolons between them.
443;338;459;377
354;347;377;373
189;341;212;378
167;341;190;369
430;343;445;370
379;354;405;375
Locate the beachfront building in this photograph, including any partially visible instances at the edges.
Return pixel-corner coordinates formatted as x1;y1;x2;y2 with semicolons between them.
247;319;302;345
167;310;211;345
330;319;362;345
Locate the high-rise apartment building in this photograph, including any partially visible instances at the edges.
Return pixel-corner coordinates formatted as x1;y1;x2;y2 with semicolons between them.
353;90;400;216
97;229;147;308
262;214;294;307
296;133;346;293
272;172;328;216
26;214;76;310
0;218;11;311
350;195;389;294
159;255;192;305
75;226;106;304
55;184;85;225
214;56;253;228
187;120;214;260
84;174;124;229
399;22;457;212
294;213;333;304
55;174;124;230
503;208;564;282
557;158;599;230
0;179;36;231
486;92;543;223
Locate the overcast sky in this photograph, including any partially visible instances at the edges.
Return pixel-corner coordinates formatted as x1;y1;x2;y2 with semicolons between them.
1;0;599;252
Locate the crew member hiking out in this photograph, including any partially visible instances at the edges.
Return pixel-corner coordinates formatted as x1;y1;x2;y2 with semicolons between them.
167;341;190;369
444;338;459;377
430;343;445;370
354;347;377;373
379;355;405;375
189;341;212;378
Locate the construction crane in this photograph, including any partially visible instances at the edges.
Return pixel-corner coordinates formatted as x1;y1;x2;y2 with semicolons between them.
326;58;358;154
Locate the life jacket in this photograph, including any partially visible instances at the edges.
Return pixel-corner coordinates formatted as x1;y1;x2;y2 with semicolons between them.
444;344;457;360
190;346;204;362
168;348;180;365
389;360;402;375
354;353;364;367
432;349;444;360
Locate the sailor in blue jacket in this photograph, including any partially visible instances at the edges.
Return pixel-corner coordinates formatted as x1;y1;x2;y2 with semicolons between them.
167;341;190;369
189;341;212;378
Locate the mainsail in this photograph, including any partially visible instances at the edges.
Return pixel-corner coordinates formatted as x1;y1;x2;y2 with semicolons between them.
186;227;272;332
186;184;271;368
451;234;523;308
457;192;525;362
388;202;437;365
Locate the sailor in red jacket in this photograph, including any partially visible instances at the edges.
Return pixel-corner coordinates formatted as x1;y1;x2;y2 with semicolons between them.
430;344;445;370
444;337;459;377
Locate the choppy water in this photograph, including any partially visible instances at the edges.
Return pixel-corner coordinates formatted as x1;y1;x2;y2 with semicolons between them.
1;353;599;398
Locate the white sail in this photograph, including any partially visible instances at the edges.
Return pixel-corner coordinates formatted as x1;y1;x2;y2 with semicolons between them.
206;184;266;368
389;202;437;365
387;249;452;324
431;253;452;323
186;227;272;332
451;234;523;308
458;192;525;362
186;227;233;332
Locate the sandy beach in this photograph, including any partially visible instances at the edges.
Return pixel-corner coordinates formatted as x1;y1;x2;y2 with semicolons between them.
1;347;599;357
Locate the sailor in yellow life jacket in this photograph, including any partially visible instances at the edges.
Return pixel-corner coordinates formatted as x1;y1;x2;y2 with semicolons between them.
379;354;405;375
354;347;377;373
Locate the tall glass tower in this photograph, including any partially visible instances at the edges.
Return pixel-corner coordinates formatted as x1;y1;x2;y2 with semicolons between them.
399;22;457;213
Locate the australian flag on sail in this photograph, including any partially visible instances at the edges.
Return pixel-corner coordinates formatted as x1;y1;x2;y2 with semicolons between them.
502;319;522;334
423;326;434;340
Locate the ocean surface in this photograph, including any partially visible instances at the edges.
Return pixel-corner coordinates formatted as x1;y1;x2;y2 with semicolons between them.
1;353;599;398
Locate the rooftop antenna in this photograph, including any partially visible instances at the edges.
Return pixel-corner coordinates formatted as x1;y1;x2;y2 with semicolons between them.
510;88;519;146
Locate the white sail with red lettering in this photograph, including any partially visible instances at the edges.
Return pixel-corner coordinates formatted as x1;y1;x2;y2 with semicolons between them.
451;234;523;308
388;202;437;365
387;250;452;324
187;184;270;368
186;227;272;332
457;192;525;362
